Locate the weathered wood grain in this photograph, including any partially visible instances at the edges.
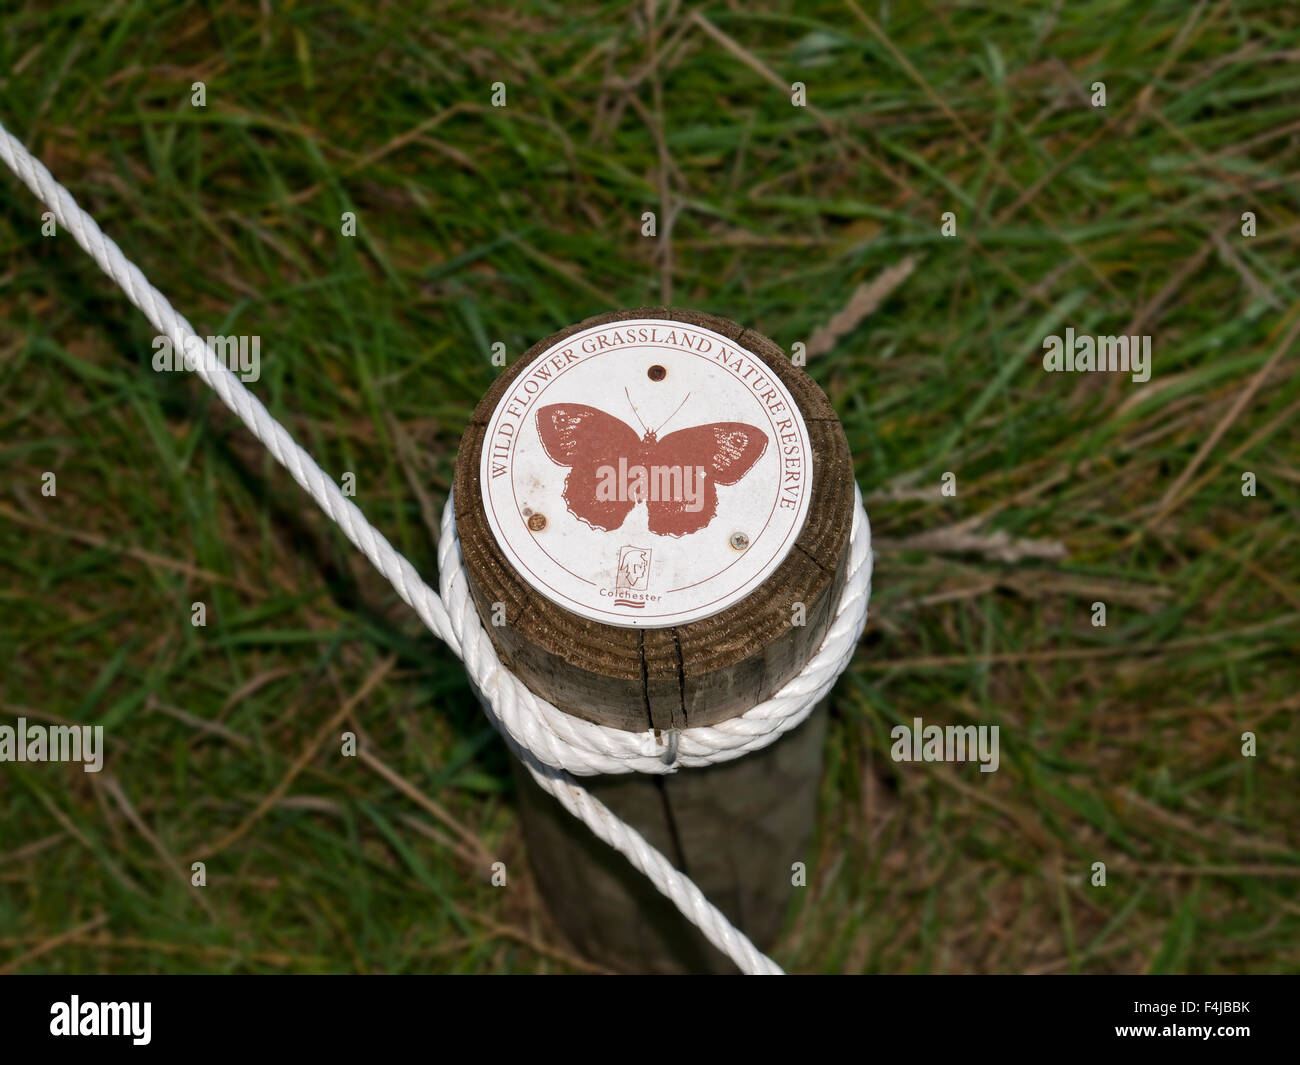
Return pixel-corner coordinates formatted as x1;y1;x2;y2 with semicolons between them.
512;700;829;974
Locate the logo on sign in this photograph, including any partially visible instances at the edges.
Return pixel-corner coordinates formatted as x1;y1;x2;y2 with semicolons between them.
614;545;653;607
536;393;767;538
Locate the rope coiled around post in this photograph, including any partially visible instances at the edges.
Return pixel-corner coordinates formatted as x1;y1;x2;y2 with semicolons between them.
0;119;873;975
439;487;872;777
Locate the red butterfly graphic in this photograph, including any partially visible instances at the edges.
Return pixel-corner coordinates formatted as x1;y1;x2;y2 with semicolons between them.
536;395;767;538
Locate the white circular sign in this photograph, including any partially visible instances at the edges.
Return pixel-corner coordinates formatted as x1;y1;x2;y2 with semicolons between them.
480;318;813;627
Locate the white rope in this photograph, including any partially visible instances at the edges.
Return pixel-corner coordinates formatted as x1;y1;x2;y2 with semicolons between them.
438;486;871;777
0;120;872;975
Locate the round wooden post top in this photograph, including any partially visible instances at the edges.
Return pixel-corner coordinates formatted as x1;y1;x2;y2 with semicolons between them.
454;308;854;732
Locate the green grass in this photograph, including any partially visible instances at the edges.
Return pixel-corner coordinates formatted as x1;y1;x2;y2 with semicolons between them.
1;0;1297;973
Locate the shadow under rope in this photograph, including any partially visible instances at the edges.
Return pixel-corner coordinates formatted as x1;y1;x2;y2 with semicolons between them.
14;218;515;793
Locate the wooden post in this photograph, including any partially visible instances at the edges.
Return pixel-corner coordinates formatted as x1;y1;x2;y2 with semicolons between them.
453;308;854;972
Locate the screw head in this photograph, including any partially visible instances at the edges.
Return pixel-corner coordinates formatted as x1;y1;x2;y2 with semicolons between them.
729;531;749;551
528;513;547;532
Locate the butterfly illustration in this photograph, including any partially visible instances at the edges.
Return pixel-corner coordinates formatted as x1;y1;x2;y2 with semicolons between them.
536;392;768;537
